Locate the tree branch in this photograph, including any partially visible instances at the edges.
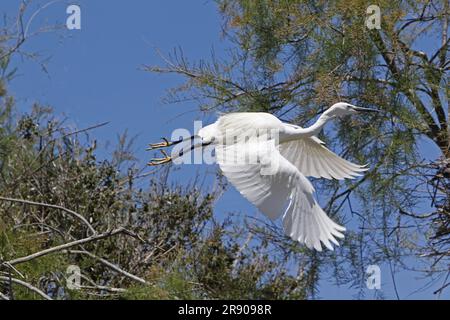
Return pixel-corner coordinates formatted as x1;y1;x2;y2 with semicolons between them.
370;30;447;151
0;276;52;300
0;291;9;300
0;196;96;235
6;228;127;266
65;250;148;285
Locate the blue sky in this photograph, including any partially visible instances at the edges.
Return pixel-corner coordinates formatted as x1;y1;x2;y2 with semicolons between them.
2;0;446;299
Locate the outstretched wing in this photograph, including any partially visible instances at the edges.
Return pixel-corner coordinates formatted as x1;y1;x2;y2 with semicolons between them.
279;137;367;180
215;140;345;251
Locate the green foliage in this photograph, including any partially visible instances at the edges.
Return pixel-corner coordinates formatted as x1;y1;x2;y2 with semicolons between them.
150;0;449;296
120;268;199;300
0;69;315;299
2;0;447;299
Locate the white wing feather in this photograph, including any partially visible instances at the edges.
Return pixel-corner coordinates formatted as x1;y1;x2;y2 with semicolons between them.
207;113;367;180
279;137;368;180
215;140;345;251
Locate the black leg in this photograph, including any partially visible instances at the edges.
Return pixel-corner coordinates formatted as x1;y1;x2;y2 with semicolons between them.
146;136;193;150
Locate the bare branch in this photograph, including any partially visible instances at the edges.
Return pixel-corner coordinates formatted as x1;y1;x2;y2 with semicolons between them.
56;121;110;140
77;285;126;293
6;228;127;266
0;196;96;235
0;2;27;61
0;292;9;300
0;276;52;300
65;250;148;285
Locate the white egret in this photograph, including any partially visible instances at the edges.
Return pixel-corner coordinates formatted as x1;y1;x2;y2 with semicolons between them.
148;102;378;251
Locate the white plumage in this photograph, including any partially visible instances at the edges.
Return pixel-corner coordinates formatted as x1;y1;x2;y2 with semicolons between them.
149;102;378;251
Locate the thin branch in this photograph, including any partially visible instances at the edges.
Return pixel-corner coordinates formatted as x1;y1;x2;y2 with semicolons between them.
77;285;126;293
0;291;9;300
0;276;52;300
0;3;26;61
399;209;434;219
57;121;110;140
0;196;96;235
0;0;63;61
65;250;148;285
370;30;446;149
6;228;127;266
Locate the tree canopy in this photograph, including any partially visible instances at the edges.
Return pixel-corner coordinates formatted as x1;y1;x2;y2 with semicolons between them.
0;0;448;299
149;0;449;297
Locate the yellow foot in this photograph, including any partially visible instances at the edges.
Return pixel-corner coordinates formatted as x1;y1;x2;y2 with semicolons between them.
147;138;173;150
147;150;172;166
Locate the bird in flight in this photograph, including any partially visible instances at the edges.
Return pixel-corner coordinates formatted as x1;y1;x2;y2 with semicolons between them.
147;102;378;251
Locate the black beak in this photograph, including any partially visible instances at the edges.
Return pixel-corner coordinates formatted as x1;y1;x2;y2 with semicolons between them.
352;106;380;113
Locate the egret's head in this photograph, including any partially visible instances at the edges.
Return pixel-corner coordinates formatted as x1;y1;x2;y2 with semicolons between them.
325;102;379;118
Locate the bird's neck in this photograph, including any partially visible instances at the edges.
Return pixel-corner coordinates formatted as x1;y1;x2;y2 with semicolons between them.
288;113;333;139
